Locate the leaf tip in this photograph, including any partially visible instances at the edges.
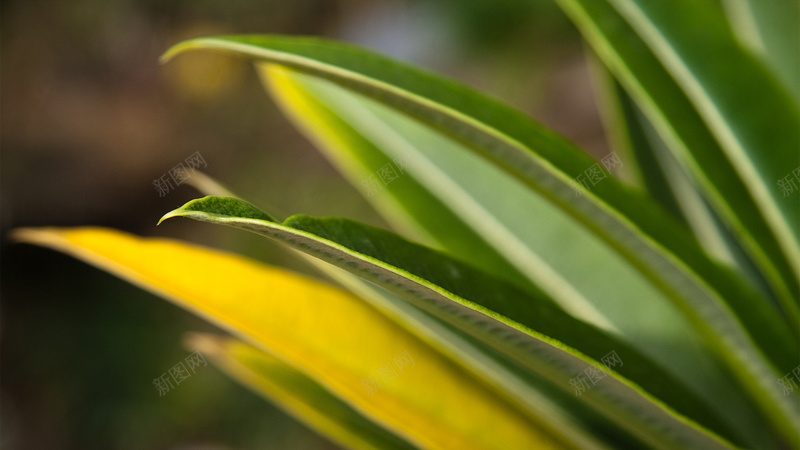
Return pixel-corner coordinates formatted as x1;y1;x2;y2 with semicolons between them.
157;196;215;225
8;227;60;246
159;42;186;65
160;38;210;64
157;209;184;226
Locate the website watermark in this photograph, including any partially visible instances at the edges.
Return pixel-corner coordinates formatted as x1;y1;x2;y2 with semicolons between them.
569;350;623;396
361;154;411;198
153;351;207;396
776;365;800;396
153;151;207;197
570;152;623;197
776;166;800;198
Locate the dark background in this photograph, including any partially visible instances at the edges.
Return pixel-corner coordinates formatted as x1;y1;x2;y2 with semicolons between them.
1;0;603;448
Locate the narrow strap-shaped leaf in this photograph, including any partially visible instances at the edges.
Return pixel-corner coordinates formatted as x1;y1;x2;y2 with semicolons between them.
186;173;622;449
593;64;686;226
259;64;533;292
13;227;571;450
556;0;800;311
263;65;615;331
307;259;635;449
160;39;799;441
186;333;415;450
721;0;800;100
262;66;776;444
597;71;782;302
539;1;800;437
593;68;743;273
312;262;649;449
161;195;741;449
595;66;792;362
603;0;800;252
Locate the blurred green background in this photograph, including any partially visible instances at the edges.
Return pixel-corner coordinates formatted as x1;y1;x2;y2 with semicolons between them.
1;0;605;448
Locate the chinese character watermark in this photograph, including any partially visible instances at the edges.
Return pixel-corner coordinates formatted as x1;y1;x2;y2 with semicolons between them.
776;166;800;198
153;351;207;396
776;365;800;396
569;350;623;396
360;154;411;198
570;152;623;197
362;350;415;395
153;151;207;197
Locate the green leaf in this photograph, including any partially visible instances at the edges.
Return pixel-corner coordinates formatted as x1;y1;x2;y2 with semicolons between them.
592;68;745;280
187;333;415;450
539;0;800;437
262;65;773;444
619;0;800;263
14;227;571;450
161;195;742;449
306;259;639;448
185;174;628;447
721;0;800;100
555;0;800;315
161;34;796;443
594;67;787;358
259;64;534;295
604;0;800;227
592;63;687;226
262;64;614;332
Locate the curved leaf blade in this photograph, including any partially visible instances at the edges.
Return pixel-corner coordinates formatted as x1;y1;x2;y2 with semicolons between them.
259;64;533;292
306;258;635;448
262;64;615;332
606;0;800;253
13;227;571;450
593;68;751;283
162;195;741;449
594;66;686;226
721;0;800;100
187;333;415;450
161;35;798;442
263;66;776;444
185;175;623;448
555;0;800;314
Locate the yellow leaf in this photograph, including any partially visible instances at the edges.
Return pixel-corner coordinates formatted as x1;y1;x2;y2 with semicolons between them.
186;333;412;450
14;227;571;450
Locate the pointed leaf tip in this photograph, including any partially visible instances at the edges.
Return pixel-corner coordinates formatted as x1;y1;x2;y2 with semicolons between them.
160;39;202;64
159;196;277;226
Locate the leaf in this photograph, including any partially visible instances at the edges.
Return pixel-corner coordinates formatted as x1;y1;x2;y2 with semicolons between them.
186;333;415;450
599;0;800;248
604;0;800;236
592;67;742;276
721;0;800;100
184;175;624;448
305;258;638;448
160;38;799;442
261;65;774;445
540;0;800;437
259;63;533;293
613;0;800;279
161;195;743;449
592;63;687;226
12;227;573;450
262;64;614;332
554;0;800;317
594;67;787;358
